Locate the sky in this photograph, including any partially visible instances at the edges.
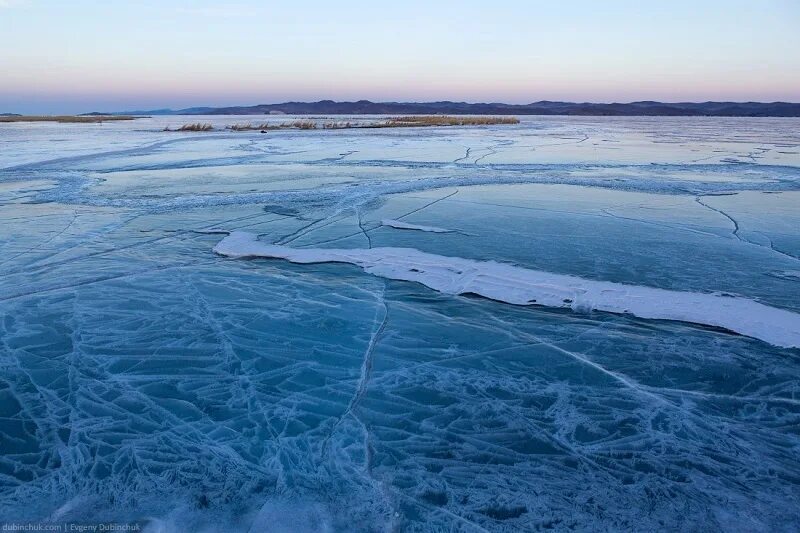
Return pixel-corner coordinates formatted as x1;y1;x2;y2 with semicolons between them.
1;0;799;113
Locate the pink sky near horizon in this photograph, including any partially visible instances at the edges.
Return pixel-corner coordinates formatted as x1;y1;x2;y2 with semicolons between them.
1;0;798;113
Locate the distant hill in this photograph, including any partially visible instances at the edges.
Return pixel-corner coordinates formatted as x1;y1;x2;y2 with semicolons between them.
104;100;800;117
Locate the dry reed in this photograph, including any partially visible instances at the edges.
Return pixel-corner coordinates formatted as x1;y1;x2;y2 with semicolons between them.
164;123;214;132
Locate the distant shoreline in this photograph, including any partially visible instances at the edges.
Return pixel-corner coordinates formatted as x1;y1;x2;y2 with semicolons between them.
0;115;139;123
99;100;800;118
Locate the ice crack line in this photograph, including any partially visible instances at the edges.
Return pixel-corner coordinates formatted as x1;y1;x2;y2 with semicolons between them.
0;211;78;267
695;194;800;263
397;189;458;221
275;212;354;245
755;230;800;262
530;133;590;150
695;195;743;242
347;295;388;415
322;284;388;457
453;147;472;163
303;189;460;248
356;207;373;249
473;139;514;164
3;210;278;278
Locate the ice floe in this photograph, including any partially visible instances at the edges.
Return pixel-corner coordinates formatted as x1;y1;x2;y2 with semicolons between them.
215;231;800;348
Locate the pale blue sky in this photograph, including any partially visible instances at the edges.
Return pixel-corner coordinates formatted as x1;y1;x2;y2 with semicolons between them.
1;0;798;113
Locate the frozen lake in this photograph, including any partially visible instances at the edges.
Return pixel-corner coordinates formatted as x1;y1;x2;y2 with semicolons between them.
1;116;799;531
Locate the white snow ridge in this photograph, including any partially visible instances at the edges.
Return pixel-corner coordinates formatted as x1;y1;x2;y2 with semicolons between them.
214;232;800;348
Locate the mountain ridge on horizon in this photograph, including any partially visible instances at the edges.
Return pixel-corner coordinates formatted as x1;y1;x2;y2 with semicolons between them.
100;99;800;117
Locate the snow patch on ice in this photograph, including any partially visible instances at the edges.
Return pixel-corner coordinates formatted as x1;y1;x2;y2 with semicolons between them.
214;231;800;348
380;219;455;233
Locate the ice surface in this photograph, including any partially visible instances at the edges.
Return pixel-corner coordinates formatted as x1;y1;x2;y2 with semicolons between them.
1;116;799;531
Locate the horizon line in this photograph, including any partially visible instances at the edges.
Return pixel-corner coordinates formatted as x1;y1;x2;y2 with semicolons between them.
4;99;800;117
